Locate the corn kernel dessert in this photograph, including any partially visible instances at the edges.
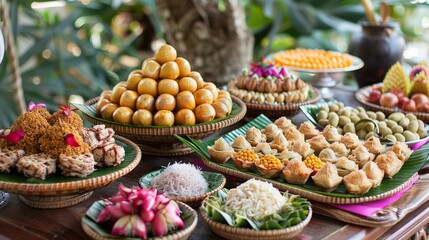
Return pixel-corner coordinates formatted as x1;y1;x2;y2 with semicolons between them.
273;48;353;69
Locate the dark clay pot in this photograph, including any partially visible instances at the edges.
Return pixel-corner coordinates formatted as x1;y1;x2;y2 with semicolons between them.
349;21;405;88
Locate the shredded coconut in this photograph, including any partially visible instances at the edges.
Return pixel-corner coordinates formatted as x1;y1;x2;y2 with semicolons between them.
151;163;208;197
225;179;286;220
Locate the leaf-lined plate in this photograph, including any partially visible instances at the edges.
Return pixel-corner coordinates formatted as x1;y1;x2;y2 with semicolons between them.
0;136;141;196
139;170;226;208
175;114;429;204
82;200;198;240
299;103;429;149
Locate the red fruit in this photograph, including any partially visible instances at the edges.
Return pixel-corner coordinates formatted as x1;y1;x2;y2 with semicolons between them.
401;99;417;112
389;88;405;99
368;89;382;104
417;103;429;113
380;93;399;108
411;93;429;107
397;97;409;109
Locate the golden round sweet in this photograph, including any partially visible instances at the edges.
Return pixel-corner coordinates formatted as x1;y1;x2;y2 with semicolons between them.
113;106;134;124
153;110;175;127
194;103;216;123
217;97;233;113
178;77;197;93
137;78;158;97
218;90;231;99
101;103;119;121
187;71;205;89
136;94;155;112
176;91;196;110
132;109;153;126
175;109;196;125
157;79;179;96
100;90;112;99
117;81;128;88
155;93;176;111
141;59;161;79
175;57;191;78
96;98;111;115
110;83;127;104
128;70;143;79
119;90;139;109
212;101;229;118
126;74;143;91
194;88;214;105
203;82;219;101
159;61;180;80
154;44;177;64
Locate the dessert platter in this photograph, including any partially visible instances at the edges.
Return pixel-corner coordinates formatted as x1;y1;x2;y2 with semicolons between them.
355;62;429;123
271;49;364;100
299;101;429;148
227;60;321;118
75;44;246;156
0;103;141;209
176;114;429;204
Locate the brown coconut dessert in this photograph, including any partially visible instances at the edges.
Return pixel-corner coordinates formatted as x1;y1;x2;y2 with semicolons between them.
39;123;91;158
49;105;84;130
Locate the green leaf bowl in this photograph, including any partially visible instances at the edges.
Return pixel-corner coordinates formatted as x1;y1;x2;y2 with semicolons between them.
81;200;198;240
139;169;226;208
74;96;246;156
175;114;429;204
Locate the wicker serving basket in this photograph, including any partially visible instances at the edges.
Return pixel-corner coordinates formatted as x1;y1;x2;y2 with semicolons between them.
355;83;429;124
0;136;141;209
81;201;198;240
80;96;246;156
201;207;312;240
243;88;321;119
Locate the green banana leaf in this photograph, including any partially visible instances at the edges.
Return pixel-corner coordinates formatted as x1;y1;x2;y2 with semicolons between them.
82;200;196;239
0;140;135;184
175;114;429;198
73;101;242;129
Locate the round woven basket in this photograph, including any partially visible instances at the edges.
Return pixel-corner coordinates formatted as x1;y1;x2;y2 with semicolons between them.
355;83;429;124
243;88;321;119
0;136;141;208
201;207;312;240
81;201;198;240
82;96;247;156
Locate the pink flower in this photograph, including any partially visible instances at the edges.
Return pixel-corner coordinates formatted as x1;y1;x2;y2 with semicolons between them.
28;102;46;111
64;133;80;147
152;201;184;237
57;104;73;116
1;130;24;144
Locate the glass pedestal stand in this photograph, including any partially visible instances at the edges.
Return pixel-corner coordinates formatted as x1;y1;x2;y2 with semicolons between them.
308;72;338;101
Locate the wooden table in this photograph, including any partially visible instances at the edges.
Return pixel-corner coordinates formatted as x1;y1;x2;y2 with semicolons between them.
1;85;429;240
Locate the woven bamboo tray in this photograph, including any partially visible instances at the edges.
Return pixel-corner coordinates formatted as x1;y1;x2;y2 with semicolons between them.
355;83;429;124
0;136;141;209
201;207;312;240
77;96;246;156
139;170;226;208
241;88;321;119
81;201;198;240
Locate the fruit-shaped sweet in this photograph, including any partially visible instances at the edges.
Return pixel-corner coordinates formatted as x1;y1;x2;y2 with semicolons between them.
155;93;176;111
203;82;219;100
409;72;429;96
101;103;119;121
194;103;216;123
382;62;410;95
136;94;155;112
212;101;229;118
110;82;128;104
126;73;143;91
137;78;158;97
154;44;177;64
141;58;161;79
157;79;179;96
188;71;205;89
132;109;153;126
178;77;197;93
194;89;214;105
176;91;196;110
113;106;134;124
175;109;196;125
153;110;175;126
119;90;139;109
159;61;180;79
175;57;191;78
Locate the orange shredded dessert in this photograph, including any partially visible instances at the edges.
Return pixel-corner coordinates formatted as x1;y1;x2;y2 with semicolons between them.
273;49;352;70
